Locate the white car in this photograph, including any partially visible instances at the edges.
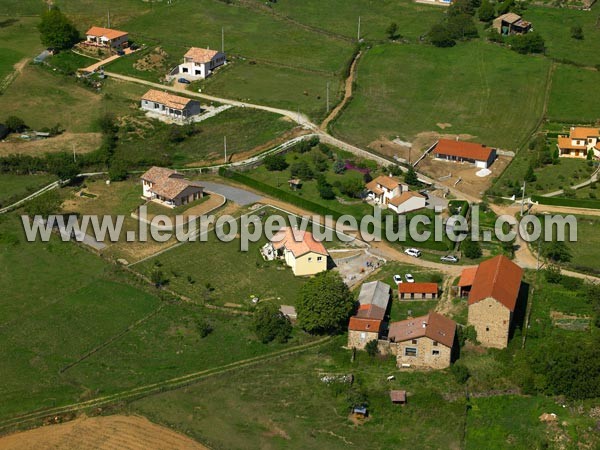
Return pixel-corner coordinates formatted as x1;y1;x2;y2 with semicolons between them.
405;274;415;283
440;255;459;263
393;274;403;285
404;248;421;258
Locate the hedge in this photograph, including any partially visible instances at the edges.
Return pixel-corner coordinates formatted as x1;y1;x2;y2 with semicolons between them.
532;195;600;210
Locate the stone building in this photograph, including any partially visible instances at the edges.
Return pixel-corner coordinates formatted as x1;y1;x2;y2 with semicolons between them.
462;255;523;349
387;311;456;369
347;281;391;350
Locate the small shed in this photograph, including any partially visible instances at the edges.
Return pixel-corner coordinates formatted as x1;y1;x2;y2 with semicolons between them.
389;390;407;404
0;124;8;140
352;406;368;418
288;179;302;190
33;50;51;64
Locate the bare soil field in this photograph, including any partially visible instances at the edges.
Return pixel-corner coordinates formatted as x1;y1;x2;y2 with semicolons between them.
418;154;512;200
0;415;208;450
0;132;102;156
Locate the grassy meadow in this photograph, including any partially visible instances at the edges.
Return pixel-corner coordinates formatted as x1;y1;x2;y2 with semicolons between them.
547;64;600;123
0;173;56;207
332;41;550;150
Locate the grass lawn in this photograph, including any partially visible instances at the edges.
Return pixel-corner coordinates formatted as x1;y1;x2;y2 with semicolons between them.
553;214;600;276
524;4;600;67
1;1;44;15
547;64;600;123
128;337;467;450
0;173;56;208
256;0;444;41
332;41;550;150
115;107;296;167
46;50;98;74
0;17;45;83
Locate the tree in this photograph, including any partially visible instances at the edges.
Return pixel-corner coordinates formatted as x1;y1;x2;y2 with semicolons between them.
317;174;336;200
297;271;355;334
524;164;537;182
333;159;346;174
386;22;399;40
24;189;62;217
451;363;470;384
365;339;379;357
544;264;562;284
587;149;594;161
449;0;476;16
264;153;289;171
253;302;292;343
571;24;584;40
462;238;482;259
339;177;364;198
150;269;167;287
108;160;128;181
502;236;516;257
404;165;420;186
457;324;478;346
447;14;479;40
289;161;314;180
509;32;545;54
38;7;80;50
5;116;26;133
429;23;456;48
197;319;213;338
542;241;572;264
478;0;496;22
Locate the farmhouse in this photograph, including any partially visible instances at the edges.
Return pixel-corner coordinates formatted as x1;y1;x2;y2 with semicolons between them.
264;227;329;276
492;13;532;36
141;89;201;121
462;255;523;349
85;27;129;49
388;311;456;369
347;281;391;350
433;139;497;169
557;126;600;159
365;175;408;206
140;166;204;208
398;282;439;300
388;191;426;214
173;47;226;81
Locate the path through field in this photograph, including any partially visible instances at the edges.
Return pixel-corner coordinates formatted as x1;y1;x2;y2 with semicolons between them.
0;415;208;450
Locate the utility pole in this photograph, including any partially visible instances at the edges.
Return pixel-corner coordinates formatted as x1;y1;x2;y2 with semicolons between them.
520;181;526;217
326;81;330;112
357;16;361;42
221;27;225;54
107;10;110;28
224;136;227;164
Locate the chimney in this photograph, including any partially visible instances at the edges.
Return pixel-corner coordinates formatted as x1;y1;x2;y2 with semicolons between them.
422;321;427;328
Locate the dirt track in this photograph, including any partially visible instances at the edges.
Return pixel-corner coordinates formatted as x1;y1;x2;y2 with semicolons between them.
0;415;208;450
0;132;102;156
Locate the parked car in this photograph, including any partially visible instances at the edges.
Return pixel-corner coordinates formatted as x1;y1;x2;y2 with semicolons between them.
393;274;403;285
178;78;191;84
404;248;421;258
116;49;125;56
440;255;459;263
405;274;415;283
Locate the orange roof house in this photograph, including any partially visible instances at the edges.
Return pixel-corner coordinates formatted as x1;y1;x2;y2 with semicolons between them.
389;311;456;349
85;27;129;48
398;282;439;300
557;126;600;159
140;89;201;120
140;167;203;208
347;281;391;349
462;255;524;348
184;47;220;64
267;227;329;276
175;47;227;81
434;139;497;169
388;191;426;214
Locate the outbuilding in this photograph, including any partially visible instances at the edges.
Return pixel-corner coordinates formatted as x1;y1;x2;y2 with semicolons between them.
433;139;497;169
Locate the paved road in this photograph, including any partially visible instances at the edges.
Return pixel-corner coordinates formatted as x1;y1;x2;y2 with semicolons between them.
200;181;261;206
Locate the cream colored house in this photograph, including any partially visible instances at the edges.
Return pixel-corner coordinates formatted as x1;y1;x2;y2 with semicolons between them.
85;26;129;49
266;227;329;276
462;255;523;349
388;191;426;214
140;166;204;208
172;47;226;81
557;127;600;159
365;175;408;206
388;311;456;370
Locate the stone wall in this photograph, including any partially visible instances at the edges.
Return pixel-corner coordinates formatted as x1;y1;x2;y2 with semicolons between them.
468;297;511;349
389;337;452;369
347;330;379;350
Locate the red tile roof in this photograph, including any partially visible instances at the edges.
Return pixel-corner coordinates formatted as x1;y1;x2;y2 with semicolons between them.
389;390;407;403
271;227;328;257
388;191;425;207
348;317;382;333
458;266;478;287
435;139;494;162
557;136;586;150
86;26;128;40
468;255;523;311
570;127;600;140
142;89;195;110
398;282;438;295
184;47;220;64
366;175;403;192
388;311;456;348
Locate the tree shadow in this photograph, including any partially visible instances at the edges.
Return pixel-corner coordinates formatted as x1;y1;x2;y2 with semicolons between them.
0;18;19;28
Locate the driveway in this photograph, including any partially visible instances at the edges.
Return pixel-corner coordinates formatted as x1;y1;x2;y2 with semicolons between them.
200;181;261;206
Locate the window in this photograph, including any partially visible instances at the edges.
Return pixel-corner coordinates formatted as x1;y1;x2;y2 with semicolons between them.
486;326;490;332
411;339;417;345
405;347;417;357
182;67;188;73
195;70;201;75
433;341;438;346
360;332;366;340
308;257;312;262
432;350;440;356
317;256;322;261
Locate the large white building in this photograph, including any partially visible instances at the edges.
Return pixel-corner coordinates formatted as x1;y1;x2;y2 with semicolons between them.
140;89;201;121
173;47;226;81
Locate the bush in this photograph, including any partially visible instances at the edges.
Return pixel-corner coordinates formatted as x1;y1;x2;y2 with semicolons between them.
544;264;562;284
509;32;545;54
264;153;289;171
197;319;213;338
461;238;482;259
365;339;379;357
333;159;346;174
429;23;456;48
451;364;470;384
5;116;26;133
290;161;314;180
24;189;62;217
253;302;292;343
570;25;583;40
478;0;496;22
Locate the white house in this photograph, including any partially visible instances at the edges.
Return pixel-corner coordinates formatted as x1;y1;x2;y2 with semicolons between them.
85;27;129;49
140;166;204;208
388;191;426;214
173;47;226;81
433;139;497;169
140;89;201;121
365;175;408;206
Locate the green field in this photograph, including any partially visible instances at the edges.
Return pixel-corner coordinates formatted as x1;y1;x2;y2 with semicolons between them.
0;173;56;207
332;41;550;150
524;4;600;67
1;1;44;16
547;64;600;123
0;17;44;85
115;107;296;167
